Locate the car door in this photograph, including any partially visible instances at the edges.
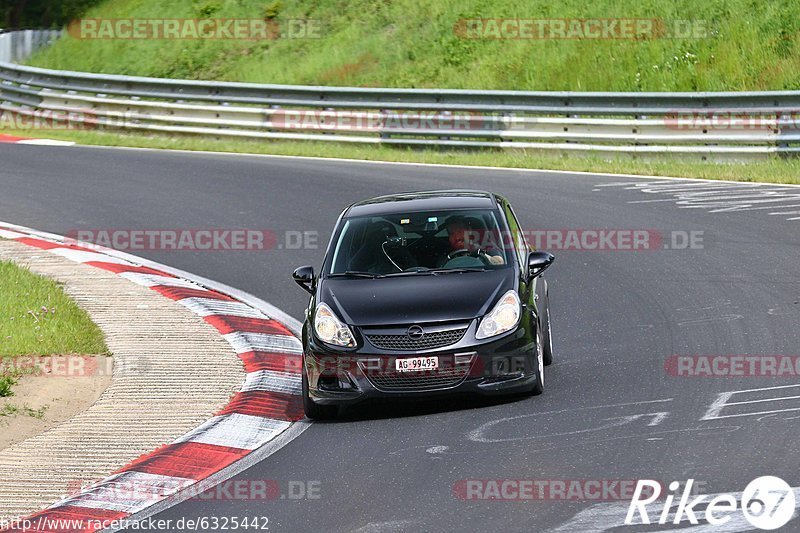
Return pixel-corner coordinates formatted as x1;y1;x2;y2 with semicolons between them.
502;200;542;323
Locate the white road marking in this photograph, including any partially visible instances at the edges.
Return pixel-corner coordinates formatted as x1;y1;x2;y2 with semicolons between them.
608;412;670;427
701;384;800;420
351;520;421;532
769;209;800;215
734;203;800;212
468;399;673;443
629;198;679;203
599;181;800;221
392;425;740;458
16;139;76;146
426;445;449;454
677;314;743;326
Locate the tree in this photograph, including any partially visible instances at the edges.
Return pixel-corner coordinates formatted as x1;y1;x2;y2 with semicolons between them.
2;0;103;29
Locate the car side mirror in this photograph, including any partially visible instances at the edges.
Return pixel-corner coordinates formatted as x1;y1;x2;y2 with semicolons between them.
292;265;316;294
527;251;554;280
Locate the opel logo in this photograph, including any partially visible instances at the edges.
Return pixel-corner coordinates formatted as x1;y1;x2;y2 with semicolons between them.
406;325;425;340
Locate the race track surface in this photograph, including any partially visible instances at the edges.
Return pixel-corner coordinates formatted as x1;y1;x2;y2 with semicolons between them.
1;144;799;532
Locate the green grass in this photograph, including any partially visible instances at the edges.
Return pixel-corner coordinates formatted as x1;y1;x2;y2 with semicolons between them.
0;403;47;418
25;0;800;91
0;259;109;397
0;259;108;357
1;126;799;185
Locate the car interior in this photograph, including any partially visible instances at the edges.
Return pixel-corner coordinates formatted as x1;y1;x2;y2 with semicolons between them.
331;211;508;275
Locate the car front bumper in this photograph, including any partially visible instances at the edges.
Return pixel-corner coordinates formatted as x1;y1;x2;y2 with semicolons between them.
303;317;540;407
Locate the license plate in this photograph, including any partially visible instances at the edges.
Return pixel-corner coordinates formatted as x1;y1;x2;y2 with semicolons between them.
395;356;439;372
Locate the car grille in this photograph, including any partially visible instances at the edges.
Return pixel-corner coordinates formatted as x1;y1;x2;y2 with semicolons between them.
362;364;472;392
366;328;467;351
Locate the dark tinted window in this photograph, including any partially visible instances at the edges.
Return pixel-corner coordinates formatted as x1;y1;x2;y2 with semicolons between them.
327;209;512;276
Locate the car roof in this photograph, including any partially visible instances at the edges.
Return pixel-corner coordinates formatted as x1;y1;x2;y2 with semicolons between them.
345;190;502;218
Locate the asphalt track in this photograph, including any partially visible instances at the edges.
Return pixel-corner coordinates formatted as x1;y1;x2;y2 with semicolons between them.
1;144;799;532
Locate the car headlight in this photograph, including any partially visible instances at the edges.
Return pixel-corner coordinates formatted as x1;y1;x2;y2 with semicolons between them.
314;303;356;347
476;290;521;339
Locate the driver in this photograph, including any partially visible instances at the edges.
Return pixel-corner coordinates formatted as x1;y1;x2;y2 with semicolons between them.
442;216;504;266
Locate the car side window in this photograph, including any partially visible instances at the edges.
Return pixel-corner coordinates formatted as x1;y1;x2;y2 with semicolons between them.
503;203;527;267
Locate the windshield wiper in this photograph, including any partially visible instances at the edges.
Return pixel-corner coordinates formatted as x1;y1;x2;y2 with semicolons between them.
383;267;434;277
430;267;487;274
327;271;383;279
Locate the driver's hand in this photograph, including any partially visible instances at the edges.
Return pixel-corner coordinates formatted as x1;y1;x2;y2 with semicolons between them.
487;255;504;265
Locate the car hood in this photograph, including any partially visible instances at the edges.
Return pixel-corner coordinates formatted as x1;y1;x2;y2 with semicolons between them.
319;269;515;326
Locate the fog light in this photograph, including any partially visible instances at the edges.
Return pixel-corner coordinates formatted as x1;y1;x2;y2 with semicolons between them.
318;374;355;391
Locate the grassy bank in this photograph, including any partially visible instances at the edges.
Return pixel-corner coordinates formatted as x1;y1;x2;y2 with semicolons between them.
26;0;800;91
0;259;109;396
2;126;799;185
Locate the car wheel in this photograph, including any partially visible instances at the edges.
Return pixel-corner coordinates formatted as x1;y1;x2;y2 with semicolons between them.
529;326;545;396
542;289;553;366
302;365;338;420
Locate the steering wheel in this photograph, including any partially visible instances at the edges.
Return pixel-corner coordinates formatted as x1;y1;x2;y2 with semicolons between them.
447;248;472;260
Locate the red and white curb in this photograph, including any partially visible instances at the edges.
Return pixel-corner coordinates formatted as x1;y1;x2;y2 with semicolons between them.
0;134;75;146
0;222;307;533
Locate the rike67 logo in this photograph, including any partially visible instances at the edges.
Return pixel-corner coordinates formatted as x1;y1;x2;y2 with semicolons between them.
626;477;795;530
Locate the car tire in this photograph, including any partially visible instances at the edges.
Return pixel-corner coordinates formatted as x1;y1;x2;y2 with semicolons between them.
542;286;553;366
302;365;338;420
529;326;545;396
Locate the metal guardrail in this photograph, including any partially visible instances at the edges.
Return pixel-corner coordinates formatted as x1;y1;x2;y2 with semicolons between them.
0;30;62;64
2;29;800;158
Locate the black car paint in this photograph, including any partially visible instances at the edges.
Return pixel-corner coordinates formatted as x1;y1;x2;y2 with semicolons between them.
293;190;554;415
321;270;510;326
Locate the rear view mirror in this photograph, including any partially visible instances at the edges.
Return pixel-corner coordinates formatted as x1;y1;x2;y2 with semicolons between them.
527;251;555;280
292;265;315;294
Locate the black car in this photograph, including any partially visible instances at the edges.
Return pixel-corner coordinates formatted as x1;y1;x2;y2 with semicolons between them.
292;190;555;419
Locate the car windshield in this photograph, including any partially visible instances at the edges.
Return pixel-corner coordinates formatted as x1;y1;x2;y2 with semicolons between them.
326;209;513;276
